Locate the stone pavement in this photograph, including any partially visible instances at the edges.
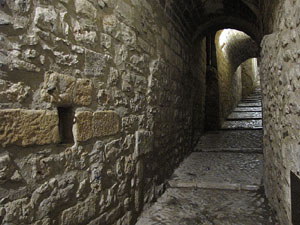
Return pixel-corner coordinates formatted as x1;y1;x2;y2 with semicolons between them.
136;89;278;225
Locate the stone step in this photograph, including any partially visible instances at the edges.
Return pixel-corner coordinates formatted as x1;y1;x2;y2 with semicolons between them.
238;102;262;107
233;107;262;112
168;152;263;190
222;120;263;129
227;112;262;120
136;188;275;225
195;130;263;150
241;100;261;103
197;147;263;153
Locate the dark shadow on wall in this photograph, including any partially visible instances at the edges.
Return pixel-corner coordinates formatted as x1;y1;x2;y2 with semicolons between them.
205;66;220;131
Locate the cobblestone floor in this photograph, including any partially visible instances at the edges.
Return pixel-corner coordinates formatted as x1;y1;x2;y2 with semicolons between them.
136;188;276;225
168;152;263;190
136;89;277;225
195;130;262;151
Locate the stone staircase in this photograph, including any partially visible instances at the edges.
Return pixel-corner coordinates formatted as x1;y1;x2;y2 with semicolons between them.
136;89;277;225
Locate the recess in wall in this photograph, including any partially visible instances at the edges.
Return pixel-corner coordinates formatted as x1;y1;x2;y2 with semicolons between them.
291;171;300;224
58;107;74;144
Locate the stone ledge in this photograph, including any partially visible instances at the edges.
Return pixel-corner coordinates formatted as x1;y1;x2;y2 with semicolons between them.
0;109;59;147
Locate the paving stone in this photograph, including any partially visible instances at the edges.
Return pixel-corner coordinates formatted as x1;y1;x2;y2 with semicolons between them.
234;107;262;112
168;152;263;190
195;130;263;150
228;112;262;120
222;120;262;129
136;188;276;225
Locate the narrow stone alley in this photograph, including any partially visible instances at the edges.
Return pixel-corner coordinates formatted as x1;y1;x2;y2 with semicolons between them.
136;89;277;225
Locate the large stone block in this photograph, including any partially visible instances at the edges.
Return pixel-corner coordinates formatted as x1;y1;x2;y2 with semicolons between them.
84;49;106;76
93;111;120;137
134;130;153;158
0;79;31;103
61;197;96;225
0;109;59;147
34;6;57;32
73;111;93;142
74;79;93;106
41;71;76;106
74;0;97;19
41;72;93;107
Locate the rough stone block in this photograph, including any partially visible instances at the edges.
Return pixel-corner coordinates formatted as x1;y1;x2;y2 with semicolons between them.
74;0;97;19
73;111;93;142
93;111;120;137
134;130;153;157
74;79;93;106
41;71;76;106
0;153;15;184
103;14;118;35
0;109;59;147
84;49;106;76
61;197;96;225
0;79;31;103
34;6;57;32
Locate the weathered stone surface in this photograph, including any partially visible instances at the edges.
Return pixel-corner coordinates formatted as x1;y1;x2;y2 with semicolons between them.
73;111;93;142
34;6;57;32
84;49;106;76
41;71;76;106
61;197;96;225
136;188;276;225
0;153;15;184
0;79;31;103
196;130;263;150
74;0;97;19
169;152;263;189
260;2;300;222
93;111;120;137
0;0;210;224
103;14;118;35
134;130;153;157
0;109;59;147
74;79;93;106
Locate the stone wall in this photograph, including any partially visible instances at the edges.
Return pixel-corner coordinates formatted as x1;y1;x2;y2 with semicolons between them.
260;0;300;224
190;38;207;141
0;1;202;224
241;58;258;98
215;29;259;123
215;30;243;124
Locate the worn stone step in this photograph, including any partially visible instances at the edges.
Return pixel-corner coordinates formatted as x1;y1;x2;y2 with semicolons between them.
197;147;263;153
241;100;261;103
227;112;262;120
136;188;275;225
233;107;262;112
195;130;263;150
168;152;263;190
222;120;263;129
238;102;262;107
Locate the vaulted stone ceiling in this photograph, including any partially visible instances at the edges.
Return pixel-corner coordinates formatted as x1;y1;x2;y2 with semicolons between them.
157;0;262;43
